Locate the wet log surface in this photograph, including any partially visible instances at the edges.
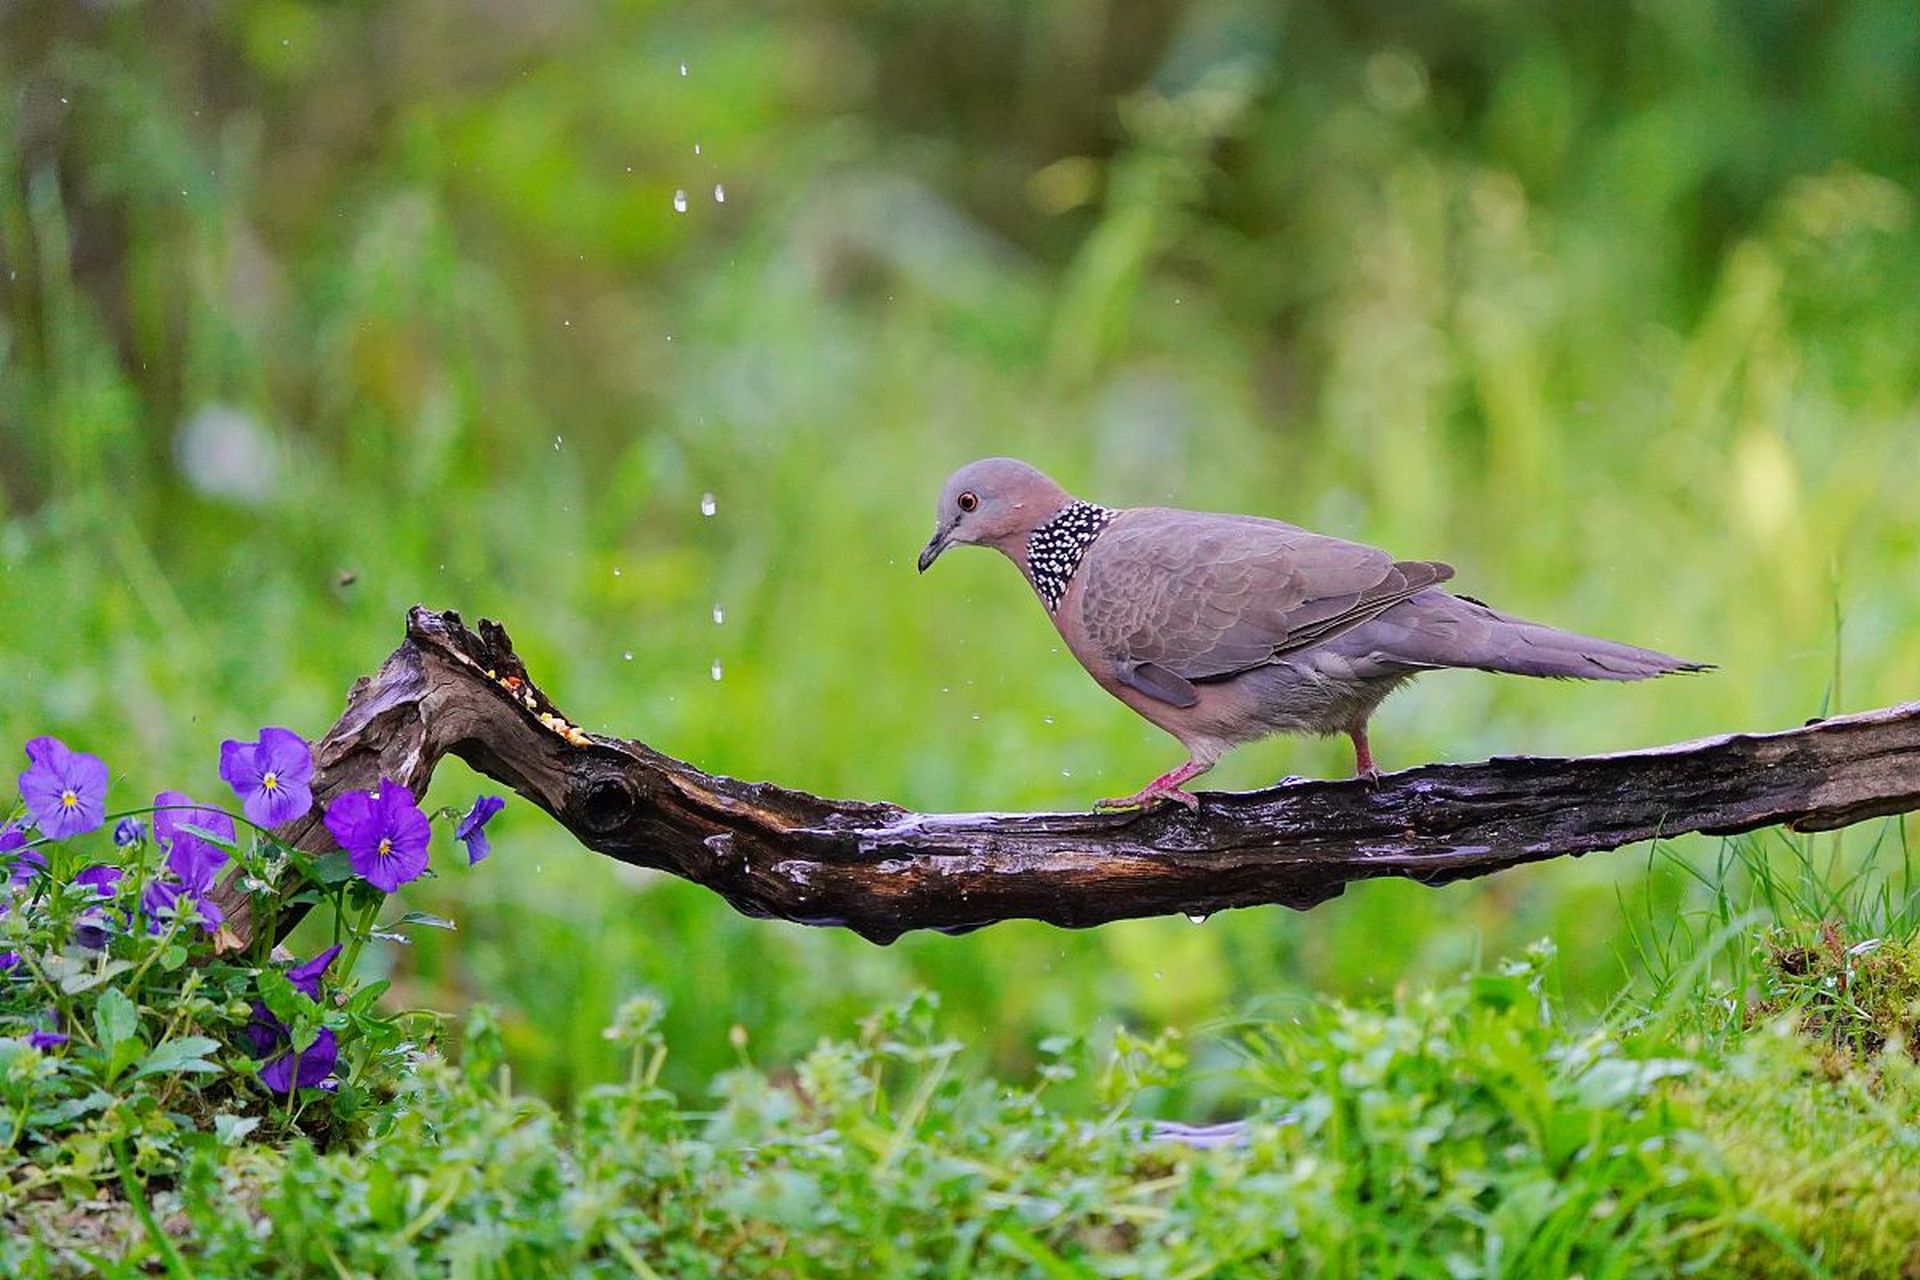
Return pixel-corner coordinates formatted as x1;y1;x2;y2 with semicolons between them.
214;607;1920;948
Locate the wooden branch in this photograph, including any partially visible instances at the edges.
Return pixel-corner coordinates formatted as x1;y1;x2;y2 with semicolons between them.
214;607;1920;948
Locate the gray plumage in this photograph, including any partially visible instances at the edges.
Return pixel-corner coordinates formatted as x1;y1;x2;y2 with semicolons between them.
918;457;1709;809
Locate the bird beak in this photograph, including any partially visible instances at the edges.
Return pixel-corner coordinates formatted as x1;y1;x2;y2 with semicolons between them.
917;524;954;573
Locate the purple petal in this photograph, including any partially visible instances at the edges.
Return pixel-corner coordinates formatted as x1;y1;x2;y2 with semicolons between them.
167;834;229;894
73;864;123;899
141;877;224;935
153;791;236;847
28;1028;68;1050
74;910;114;950
246;776;313;830
243;1003;285;1058
287;944;342;1001
0;822;24;852
323;790;382;860
0;951;17;972
456;795;505;865
258;1026;338;1093
218;738;262;795
113;816;146;847
5;843;47;889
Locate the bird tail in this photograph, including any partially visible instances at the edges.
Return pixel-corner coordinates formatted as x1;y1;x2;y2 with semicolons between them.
1374;591;1711;681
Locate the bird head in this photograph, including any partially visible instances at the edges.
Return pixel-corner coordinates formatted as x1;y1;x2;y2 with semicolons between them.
918;458;1071;572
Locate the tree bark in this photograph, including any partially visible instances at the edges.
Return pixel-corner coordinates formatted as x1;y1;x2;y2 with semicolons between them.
213;607;1920;948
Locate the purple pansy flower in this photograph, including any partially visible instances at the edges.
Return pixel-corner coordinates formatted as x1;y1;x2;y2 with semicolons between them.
245;945;342;1092
324;780;431;893
18;737;109;840
245;1008;339;1093
287;944;341;1000
154;791;234;893
113;816;146;847
219;727;314;829
455;795;505;865
71;864;126;948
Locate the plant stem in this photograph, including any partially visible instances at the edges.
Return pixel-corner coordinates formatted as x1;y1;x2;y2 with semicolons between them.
112;1138;195;1280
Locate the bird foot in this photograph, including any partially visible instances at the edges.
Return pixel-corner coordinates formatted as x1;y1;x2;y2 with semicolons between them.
1094;759;1210;812
1095;784;1200;812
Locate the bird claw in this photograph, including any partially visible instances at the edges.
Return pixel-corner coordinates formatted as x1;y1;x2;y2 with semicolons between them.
1094;786;1200;812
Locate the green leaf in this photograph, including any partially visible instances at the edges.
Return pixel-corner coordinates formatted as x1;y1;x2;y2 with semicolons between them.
214;1113;261;1146
52;956;135;994
134;1036;225;1080
397;911;457;931
309;850;357;886
94;989;139;1050
159;944;189;972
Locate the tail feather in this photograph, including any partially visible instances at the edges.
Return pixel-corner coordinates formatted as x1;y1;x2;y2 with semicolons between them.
1359;590;1711;681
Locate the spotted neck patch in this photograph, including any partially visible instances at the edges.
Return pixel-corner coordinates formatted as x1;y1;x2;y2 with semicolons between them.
1026;501;1114;612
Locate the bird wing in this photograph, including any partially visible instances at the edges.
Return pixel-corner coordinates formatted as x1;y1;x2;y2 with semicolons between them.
1078;508;1453;706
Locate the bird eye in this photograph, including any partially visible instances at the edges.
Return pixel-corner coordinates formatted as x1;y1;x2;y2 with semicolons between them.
957;491;979;513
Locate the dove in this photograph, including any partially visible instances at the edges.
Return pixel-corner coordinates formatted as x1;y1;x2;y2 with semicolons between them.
917;457;1707;809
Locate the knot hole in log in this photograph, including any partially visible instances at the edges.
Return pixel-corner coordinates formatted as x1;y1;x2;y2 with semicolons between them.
579;773;642;836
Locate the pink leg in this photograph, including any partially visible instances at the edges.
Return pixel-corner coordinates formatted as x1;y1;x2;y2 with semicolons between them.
1096;759;1213;811
1349;723;1379;782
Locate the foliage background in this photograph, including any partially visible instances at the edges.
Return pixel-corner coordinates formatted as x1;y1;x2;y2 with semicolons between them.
3;0;1917;1108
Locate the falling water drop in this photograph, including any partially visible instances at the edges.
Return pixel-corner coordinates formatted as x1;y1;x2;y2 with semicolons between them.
713;183;726;204
553;435;563;450
1042;715;1055;725
673;189;688;213
679;62;688;76
694;143;702;156
699;492;717;516
613;567;622;577
623;651;634;661
711;603;725;625
1186;913;1210;925
710;659;724;681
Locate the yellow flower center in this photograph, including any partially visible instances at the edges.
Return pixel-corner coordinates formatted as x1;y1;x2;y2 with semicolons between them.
262;772;279;791
60;790;78;810
377;837;393;858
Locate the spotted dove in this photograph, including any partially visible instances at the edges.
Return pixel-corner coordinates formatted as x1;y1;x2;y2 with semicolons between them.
917;457;1708;809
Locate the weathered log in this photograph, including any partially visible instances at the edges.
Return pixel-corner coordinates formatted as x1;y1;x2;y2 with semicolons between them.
212;607;1920;947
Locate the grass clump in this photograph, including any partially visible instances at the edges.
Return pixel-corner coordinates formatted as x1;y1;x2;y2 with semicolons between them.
20;937;1918;1279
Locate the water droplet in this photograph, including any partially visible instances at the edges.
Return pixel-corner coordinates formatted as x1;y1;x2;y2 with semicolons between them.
710;659;723;681
1042;716;1055;725
1061;769;1072;778
699;492;717;516
553;435;563;450
713;183;726;204
970;713;981;721
612;567;622;577
693;143;701;156
1186;912;1209;925
711;603;725;624
623;651;634;661
679;62;688;76
672;189;688;213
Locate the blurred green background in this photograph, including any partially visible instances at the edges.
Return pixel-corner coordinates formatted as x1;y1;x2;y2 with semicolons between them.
3;0;1916;1107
